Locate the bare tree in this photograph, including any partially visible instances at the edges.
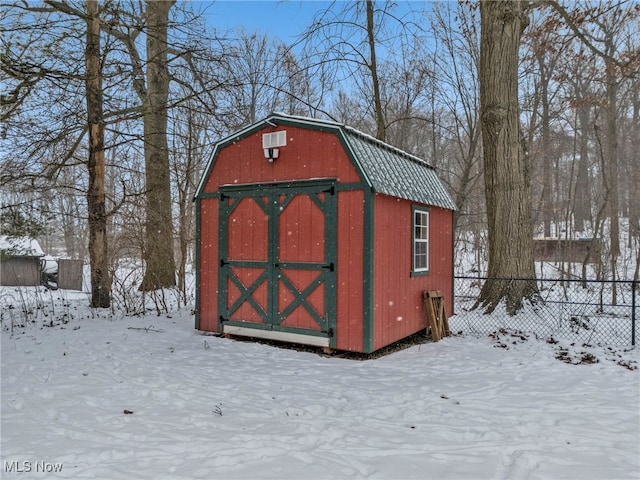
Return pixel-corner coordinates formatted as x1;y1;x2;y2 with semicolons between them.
365;0;385;140
376;36;434;155
564;50;598;234
169;93;215;304
1;1;113;305
542;1;640;282
219;31;283;128
139;0;177;290
522;17;571;238
302;0;422;141
476;0;539;313
429;1;483;232
276;46;320;117
85;0;110;307
3;0;230;297
629;76;640;282
331;90;372;131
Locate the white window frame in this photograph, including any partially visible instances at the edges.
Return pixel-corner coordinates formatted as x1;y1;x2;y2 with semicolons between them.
413;207;430;274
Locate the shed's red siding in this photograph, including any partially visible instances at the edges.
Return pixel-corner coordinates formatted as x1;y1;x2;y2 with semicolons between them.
197;120;455;353
371;194;454;350
198;125;365;340
336;189;365;352
202;126;360;193
198;198;219;332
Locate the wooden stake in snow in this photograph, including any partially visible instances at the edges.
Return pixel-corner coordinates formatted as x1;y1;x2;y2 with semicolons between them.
423;291;450;342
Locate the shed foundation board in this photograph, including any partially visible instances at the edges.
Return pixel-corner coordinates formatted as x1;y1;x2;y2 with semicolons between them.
222;325;330;347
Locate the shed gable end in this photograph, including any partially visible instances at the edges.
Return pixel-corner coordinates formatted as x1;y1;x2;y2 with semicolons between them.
195;113;456;212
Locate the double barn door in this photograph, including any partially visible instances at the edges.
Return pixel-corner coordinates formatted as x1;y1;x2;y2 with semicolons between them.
219;180;337;347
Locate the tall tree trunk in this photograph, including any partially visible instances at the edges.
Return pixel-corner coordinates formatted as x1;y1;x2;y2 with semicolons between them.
605;56;619;302
175;110;196;304
140;0;176;291
477;0;538;314
85;0;110;308
605;59;620;239
573;105;592;232
366;0;385;142
630;85;640;253
539;64;552;237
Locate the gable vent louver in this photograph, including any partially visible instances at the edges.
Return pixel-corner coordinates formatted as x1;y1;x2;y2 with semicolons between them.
262;131;287;149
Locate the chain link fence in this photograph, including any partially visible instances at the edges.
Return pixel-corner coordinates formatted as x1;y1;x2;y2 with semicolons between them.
452;276;638;347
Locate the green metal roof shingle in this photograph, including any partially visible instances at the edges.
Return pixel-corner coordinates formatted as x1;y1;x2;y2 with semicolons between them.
342;127;457;210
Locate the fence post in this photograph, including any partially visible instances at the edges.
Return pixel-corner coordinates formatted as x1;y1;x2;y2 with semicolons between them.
633;280;637;347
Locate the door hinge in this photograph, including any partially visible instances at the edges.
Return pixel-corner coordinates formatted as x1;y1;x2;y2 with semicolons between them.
220;259;228;267
219;316;228;323
322;262;335;272
323;185;336;195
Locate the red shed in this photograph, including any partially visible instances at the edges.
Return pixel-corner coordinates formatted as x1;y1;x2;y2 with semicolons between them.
194;113;456;353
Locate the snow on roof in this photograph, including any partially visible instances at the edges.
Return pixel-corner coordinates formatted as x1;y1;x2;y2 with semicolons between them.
0;235;45;257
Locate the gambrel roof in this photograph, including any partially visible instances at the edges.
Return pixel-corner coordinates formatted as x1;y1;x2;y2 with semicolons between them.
196;113;457;211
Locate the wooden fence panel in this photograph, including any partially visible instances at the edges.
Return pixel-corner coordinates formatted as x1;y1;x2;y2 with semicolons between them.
0;257;41;286
58;259;83;290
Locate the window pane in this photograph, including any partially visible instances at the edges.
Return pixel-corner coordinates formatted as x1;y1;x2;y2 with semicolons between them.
413;209;429;271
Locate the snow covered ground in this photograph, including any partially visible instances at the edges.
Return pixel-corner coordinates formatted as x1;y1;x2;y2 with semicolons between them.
1;287;639;479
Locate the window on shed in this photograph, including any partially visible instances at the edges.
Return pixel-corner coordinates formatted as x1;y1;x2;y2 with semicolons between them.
413;208;429;274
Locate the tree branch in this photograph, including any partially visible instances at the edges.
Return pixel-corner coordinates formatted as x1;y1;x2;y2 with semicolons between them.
543;0;639;75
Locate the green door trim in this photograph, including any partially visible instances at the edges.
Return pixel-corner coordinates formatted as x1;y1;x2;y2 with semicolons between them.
362;187;375;352
225;267;269;323
218;180;337;347
277;266;331;329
